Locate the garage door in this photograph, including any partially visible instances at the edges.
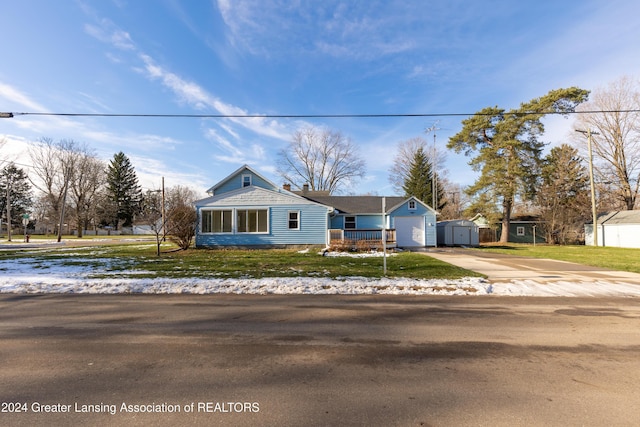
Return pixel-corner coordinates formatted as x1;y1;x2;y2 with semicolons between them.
453;226;471;245
395;217;425;247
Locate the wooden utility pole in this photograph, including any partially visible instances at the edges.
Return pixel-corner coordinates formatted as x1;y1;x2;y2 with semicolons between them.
576;129;600;246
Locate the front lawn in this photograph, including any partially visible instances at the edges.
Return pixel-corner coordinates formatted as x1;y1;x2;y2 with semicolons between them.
476;244;640;274
0;244;483;280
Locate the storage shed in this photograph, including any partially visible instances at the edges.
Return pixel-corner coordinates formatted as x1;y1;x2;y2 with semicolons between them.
585;211;640;248
437;220;479;247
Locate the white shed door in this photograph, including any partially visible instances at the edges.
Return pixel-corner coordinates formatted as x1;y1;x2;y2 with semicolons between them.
453;226;471;245
396;217;425;247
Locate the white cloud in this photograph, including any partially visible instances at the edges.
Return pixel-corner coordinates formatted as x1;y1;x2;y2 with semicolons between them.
136;53;293;141
0;82;48;112
84;21;135;51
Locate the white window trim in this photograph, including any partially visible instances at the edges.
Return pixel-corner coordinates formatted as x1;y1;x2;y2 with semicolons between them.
288;210;300;230
200;209;233;234
516;226;525;236
236;208;269;234
242;174;252;187
200;208;269;234
408;200;417;210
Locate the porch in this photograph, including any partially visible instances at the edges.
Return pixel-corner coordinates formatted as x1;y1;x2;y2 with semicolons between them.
328;229;397;250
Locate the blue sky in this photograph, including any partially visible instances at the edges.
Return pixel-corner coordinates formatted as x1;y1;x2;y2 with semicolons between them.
1;0;639;196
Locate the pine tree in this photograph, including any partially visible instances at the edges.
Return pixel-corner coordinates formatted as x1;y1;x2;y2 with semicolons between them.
106;152;142;229
448;87;590;242
0;163;32;230
402;147;434;206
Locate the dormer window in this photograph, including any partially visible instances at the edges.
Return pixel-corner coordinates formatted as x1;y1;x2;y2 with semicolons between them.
242;174;252;187
408;200;416;210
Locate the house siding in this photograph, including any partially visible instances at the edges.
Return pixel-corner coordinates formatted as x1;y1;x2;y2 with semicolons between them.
195;186;331;248
213;171;276;194
499;223;545;244
331;214;383;230
196;204;328;247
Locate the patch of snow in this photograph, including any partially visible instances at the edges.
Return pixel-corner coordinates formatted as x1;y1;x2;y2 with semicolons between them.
1;257;639;297
322;251;398;258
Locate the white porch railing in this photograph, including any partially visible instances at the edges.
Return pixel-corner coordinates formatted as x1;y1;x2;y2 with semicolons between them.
328;229;396;248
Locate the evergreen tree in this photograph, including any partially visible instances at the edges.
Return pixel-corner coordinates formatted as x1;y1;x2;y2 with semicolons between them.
0;163;32;230
402;147;433;205
106;152;142;229
401;147;447;210
448;87;589;242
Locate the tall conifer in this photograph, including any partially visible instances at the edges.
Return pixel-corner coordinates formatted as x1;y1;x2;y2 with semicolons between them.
402;147;433;206
106;152;142;229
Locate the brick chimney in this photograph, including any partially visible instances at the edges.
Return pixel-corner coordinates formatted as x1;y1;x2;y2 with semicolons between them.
283;183;291;191
302;183;309;194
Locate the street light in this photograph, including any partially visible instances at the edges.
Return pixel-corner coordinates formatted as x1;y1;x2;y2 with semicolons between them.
575;128;600;246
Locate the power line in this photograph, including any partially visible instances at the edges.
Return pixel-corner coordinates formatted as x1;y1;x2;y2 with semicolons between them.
2;109;640;119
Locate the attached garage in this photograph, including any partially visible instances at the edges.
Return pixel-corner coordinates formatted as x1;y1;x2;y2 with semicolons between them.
437;220;479;247
395;216;426;247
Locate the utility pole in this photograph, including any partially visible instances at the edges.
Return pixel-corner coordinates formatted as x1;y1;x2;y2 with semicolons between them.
5;173;11;241
425;121;440;210
382;197;387;276
161;177;166;241
576;129;600;246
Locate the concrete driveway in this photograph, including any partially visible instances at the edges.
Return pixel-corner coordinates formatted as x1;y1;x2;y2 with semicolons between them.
425;247;640;284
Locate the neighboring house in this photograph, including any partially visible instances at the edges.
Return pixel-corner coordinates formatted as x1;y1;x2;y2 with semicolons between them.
498;215;546;244
194;165;438;249
585;211;640;248
437;220;480;247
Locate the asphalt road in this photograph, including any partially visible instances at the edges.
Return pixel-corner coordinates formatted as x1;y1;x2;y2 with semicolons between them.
1;294;640;426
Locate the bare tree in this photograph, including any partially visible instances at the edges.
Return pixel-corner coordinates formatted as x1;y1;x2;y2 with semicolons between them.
70;154;105;237
140;185;200;255
167;205;197;251
29;139;100;240
574;76;640;210
277;125;366;194
388;136;448;205
30;139;76;241
140;189;165;255
536;144;591;244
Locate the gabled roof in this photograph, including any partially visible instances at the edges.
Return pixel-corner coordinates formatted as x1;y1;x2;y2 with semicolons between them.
205;164;279;195
593;210;640;225
300;196;402;214
195;185;334;210
386;196;437;214
301;195;436;215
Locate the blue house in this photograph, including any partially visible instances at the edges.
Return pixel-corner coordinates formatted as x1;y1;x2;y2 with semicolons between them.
195;165;438;248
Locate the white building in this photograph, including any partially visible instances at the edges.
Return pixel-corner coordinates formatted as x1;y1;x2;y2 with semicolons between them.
585;211;640;248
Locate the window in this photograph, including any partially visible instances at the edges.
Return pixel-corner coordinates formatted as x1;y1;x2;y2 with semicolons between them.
202;210;232;233
288;211;300;230
516;226;525;236
408;200;416;210
242;174;252;187
344;216;356;229
237;209;268;233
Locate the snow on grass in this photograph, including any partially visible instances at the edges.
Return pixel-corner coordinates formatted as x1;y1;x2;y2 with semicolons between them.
1;255;640;297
